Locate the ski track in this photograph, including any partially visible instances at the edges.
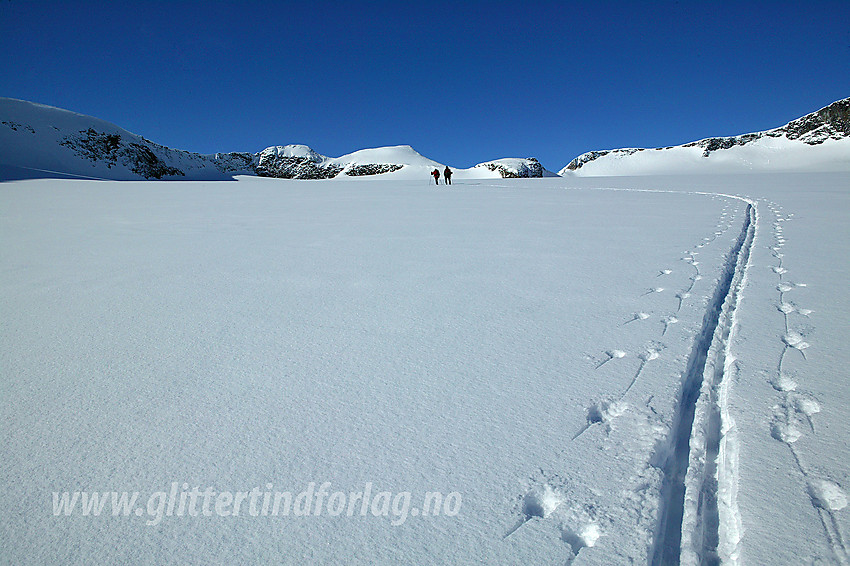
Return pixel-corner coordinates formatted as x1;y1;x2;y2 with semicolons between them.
762;199;848;565
650;199;754;566
507;188;847;564
506;189;763;565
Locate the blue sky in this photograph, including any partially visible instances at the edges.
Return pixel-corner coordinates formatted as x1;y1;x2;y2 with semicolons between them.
1;0;848;170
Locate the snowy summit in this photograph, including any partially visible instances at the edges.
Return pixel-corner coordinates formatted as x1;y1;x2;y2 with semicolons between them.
0;98;555;181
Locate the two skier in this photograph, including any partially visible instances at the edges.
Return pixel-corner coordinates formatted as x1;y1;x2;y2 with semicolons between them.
431;166;453;185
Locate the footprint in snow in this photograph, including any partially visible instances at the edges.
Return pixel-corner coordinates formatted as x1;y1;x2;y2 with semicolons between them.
522;484;562;518
642;287;664;296
783;332;810;359
791;394;821;432
778;303;795;315
657;269;672;277
623;312;650;325
586;398;626;425
661;315;678;336
640;347;661;363
807;480;847;511
793;396;820;416
624;346;662;395
504;484;562;538
572;398;626;439
596;349;626;368
770;373;798;392
561;522;601;557
770;418;802;444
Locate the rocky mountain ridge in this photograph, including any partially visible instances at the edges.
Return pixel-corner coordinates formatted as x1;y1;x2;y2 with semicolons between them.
471;157;554;178
2;96;846;181
0;98;551;181
562;97;850;174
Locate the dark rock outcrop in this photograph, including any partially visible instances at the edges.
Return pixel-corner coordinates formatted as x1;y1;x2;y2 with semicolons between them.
254;152;342;179
60;128;184;178
477;157;546;178
345;163;403;176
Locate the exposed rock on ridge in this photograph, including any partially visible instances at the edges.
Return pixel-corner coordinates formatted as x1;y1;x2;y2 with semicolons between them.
473;157;548;178
563;97;850;172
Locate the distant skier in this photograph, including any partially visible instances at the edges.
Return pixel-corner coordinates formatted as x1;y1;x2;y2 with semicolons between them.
443;166;453;185
431;169;440;185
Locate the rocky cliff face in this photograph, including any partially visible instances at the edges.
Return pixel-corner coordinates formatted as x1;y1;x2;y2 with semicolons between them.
775;97;850;142
59;128;185;179
563;97;850;172
254;146;341;179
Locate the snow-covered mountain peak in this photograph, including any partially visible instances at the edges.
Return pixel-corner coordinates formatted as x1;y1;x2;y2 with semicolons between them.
261;144;324;162
1;97;557;181
561;97;850;176
471;157;558;178
337;145;438;167
0;97;255;180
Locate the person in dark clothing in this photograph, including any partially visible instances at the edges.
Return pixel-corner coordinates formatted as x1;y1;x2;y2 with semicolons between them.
432;169;440;184
443;166;453;185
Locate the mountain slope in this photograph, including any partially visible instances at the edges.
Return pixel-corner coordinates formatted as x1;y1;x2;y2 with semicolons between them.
469;157;558;178
0;98;254;180
561;97;850;176
253;144;443;180
0;98;553;181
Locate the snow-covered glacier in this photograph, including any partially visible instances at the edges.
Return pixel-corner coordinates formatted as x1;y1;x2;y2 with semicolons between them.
2;170;848;565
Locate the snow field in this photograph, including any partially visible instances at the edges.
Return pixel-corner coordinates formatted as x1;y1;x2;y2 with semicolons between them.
1;173;848;564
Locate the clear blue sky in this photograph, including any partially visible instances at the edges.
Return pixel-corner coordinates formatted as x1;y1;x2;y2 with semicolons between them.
2;0;848;170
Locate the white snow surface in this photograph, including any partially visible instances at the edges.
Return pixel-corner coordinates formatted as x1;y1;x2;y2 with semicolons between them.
2;172;849;565
561;137;850;176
